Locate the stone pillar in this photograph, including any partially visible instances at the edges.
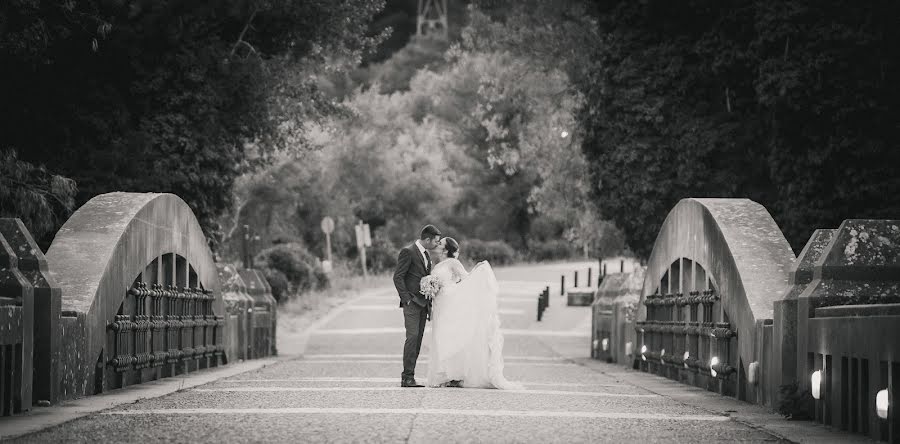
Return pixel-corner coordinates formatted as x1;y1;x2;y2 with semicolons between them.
0;226;34;414
776;229;835;412
0;219;61;405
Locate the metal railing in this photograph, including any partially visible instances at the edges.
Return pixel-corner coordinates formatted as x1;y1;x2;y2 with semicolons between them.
637;289;737;395
109;283;224;377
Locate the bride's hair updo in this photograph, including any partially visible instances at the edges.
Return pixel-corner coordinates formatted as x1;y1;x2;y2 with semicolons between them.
443;237;460;259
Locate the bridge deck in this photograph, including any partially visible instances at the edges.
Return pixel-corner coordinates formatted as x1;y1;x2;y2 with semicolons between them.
2;264;866;443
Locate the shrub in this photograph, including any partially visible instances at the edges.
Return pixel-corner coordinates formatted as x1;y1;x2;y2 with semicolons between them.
777;382;814;420
365;236;398;273
462;239;516;266
528;239;578;262
255;242;329;296
260;267;290;302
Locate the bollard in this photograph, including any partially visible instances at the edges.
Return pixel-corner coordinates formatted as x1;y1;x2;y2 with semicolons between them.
537;294;544;321
620;259;624;273
588;268;592;287
560;275;565;296
574;271;579;288
603;263;607;276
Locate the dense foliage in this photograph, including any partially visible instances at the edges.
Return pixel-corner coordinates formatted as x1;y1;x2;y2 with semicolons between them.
1;0;387;247
224;23;623;263
577;0;900;256
0;151;76;247
9;0;888;272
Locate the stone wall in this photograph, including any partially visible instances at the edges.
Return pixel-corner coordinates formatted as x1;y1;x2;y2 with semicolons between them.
793;220;900;441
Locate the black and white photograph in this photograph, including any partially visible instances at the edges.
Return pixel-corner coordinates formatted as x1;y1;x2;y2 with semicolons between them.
1;0;898;442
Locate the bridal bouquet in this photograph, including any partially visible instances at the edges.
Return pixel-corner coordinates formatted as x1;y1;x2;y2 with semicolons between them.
420;275;442;300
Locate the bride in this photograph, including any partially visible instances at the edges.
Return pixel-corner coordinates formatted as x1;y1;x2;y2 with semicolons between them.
426;237;523;390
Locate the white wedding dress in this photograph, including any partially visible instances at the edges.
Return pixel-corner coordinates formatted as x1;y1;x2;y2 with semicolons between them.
426;259;523;390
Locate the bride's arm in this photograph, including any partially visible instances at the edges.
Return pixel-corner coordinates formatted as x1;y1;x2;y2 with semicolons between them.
452;259;469;280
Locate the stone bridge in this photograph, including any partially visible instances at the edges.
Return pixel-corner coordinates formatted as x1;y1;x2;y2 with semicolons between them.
0;192;275;414
1;194;898;443
592;198;900;442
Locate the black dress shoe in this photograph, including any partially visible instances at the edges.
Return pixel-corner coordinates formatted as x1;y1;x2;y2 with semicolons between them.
401;378;424;388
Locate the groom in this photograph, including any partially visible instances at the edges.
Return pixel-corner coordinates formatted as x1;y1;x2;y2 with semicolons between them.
393;224;442;387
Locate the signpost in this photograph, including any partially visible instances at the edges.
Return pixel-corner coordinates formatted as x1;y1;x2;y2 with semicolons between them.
321;217;334;273
355;221;372;278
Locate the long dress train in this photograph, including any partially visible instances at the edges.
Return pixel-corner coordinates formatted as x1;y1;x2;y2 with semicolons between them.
427;260;523;390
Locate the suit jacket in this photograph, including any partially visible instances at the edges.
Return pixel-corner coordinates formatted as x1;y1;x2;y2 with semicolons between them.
393;243;431;308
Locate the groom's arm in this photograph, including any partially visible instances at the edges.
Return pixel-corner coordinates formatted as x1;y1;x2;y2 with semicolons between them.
393;247;413;305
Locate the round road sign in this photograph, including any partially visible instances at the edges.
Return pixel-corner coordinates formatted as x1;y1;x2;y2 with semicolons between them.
320;216;335;234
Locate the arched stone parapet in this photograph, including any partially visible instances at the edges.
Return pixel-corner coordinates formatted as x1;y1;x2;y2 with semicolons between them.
638;198;795;402
46;192;222;398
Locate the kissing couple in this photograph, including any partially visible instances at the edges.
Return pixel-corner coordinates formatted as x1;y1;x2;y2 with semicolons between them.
393;224;523;390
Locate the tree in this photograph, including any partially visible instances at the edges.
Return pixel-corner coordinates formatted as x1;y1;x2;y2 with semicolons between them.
0;0;388;248
0;151;77;248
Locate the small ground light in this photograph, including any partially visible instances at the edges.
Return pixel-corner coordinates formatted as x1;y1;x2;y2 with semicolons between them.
876;389;889;419
811;370;822;400
560;131;569;138
710;356;720;377
641;345;647;361
601;338;609;351
748;361;759;384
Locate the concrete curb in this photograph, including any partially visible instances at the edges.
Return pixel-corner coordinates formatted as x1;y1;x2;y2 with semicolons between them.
0;358;280;440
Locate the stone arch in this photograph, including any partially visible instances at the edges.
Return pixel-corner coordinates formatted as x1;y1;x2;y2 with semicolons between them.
637;198;795;402
46;192;222;398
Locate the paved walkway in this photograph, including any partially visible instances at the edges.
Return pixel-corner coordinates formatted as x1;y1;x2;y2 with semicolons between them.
3;262;868;443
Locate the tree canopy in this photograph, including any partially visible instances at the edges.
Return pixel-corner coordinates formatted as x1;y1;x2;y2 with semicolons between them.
5;0;894;264
1;0;387;247
576;0;900;257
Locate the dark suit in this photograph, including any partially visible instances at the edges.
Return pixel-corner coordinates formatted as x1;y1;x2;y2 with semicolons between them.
393;243;432;380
